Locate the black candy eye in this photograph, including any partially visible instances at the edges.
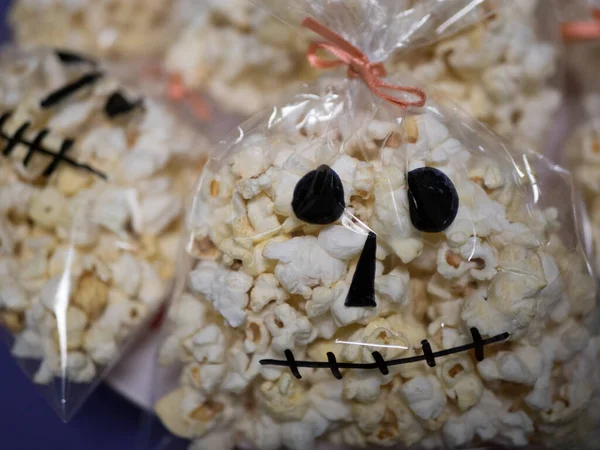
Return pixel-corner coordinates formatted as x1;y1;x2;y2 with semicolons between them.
292;164;345;225
104;91;142;118
407;167;459;233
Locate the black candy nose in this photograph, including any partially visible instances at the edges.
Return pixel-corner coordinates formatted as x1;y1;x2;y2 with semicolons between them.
407;167;459;233
292;164;346;225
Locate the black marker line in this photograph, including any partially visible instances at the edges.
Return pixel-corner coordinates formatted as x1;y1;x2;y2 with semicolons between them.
0;111;107;180
260;331;510;379
284;349;302;379
40;71;104;109
42;138;73;176
2;121;30;156
470;327;485;361
55;49;96;65
371;351;389;375
421;339;436;367
326;352;343;380
24;129;49;167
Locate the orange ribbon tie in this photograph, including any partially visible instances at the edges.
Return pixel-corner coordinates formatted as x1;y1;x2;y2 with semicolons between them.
302;17;426;108
562;9;600;41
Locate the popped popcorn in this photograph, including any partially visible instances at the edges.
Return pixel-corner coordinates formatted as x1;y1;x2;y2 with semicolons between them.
164;0;317;115
154;2;597;448
10;0;200;59
388;0;561;151
0;47;210;420
568;118;600;271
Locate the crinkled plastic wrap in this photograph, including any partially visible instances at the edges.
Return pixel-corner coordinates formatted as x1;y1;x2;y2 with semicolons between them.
152;1;599;449
9;0;201;60
0;46;211;421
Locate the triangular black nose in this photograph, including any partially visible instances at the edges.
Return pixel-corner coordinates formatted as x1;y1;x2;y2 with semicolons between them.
345;232;377;308
292;164;346;225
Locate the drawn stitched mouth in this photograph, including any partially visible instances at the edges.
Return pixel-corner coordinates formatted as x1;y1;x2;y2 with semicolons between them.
0;111;107;180
259;327;509;380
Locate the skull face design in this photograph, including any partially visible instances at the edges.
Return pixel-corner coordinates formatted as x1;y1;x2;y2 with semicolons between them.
156;84;597;449
0;47;208;419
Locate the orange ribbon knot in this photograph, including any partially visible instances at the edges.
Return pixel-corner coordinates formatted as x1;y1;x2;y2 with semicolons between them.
562;9;600;41
302;17;426;108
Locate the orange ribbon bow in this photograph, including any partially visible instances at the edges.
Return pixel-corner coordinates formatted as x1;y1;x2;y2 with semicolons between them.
302;17;427;108
562;9;600;40
167;74;211;120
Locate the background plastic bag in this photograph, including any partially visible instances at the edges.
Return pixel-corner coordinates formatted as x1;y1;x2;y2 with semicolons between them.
149;1;599;449
0;45;211;421
388;0;562;154
8;0;202;60
557;1;600;272
164;0;320;116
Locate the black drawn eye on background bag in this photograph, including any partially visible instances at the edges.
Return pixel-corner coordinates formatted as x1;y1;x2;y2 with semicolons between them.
0;49;143;181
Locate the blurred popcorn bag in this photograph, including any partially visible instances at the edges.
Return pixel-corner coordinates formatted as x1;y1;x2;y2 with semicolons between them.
9;0;201;60
561;0;600;271
164;0;319;116
0;46;211;420
151;1;600;449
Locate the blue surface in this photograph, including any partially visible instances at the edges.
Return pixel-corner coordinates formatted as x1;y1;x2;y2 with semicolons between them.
0;345;147;449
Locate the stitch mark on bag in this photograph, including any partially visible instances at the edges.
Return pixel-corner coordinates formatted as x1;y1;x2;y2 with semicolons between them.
40;71;104;109
0;111;107;180
259;328;509;380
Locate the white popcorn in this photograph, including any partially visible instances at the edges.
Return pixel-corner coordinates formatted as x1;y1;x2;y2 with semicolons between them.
390;3;559;150
65;351;96;383
436;356;483;411
265;304;314;352
183;324;227;365
318;225;368;260
259;373;310;421
0;277;29;311
155;387;233;440
443;390;534;448
28;188;70;231
263;236;347;298
249;274;289;313
478;345;544;385
370;173;422;263
164;1;315;115
401;375;447;421
11;0;196;59
247;194;281;235
110;253;141;297
189;261;253;328
83;326;118;365
330;281;377;327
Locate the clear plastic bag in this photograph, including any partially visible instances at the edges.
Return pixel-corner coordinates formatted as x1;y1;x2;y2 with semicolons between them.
164;0;320;116
9;0;201;60
388;0;563;154
151;1;599;449
0;46;211;421
558;1;600;272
